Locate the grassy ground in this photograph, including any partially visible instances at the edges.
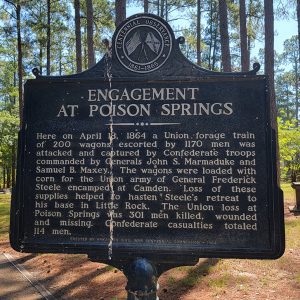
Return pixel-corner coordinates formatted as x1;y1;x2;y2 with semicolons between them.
0;183;296;238
281;182;295;201
0;194;10;237
0;183;299;299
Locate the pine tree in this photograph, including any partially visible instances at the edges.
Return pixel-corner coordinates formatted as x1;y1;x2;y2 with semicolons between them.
86;0;95;68
115;0;126;26
219;0;231;71
74;0;82;73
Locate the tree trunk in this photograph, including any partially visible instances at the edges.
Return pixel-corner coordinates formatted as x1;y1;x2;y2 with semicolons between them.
144;0;149;14
295;60;299;126
46;0;51;75
219;0;231;72
297;0;300;125
115;0;126;26
74;0;82;73
212;27;218;70
264;0;279;181
83;25;87;70
7;167;11;188
160;0;165;18
197;0;201;65
11;144;16;187
39;42;43;75
297;0;300;65
13;71;16;104
165;0;168;21
264;0;275;126
3;166;6;189
59;48;62;75
208;0;213;69
247;0;253;64
16;3;23;124
86;0;95;68
239;0;249;71
2;165;6;189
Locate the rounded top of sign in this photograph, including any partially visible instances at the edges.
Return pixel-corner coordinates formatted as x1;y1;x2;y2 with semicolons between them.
113;14;174;74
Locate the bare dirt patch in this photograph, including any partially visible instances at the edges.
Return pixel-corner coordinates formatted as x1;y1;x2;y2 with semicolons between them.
1;192;300;299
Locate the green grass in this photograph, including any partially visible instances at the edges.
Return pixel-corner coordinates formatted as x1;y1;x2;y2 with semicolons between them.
208;273;231;289
176;262;213;288
102;265;115;272
0;194;11;237
0;193;11;200
285;219;300;248
167;275;176;285
295;272;300;285
281;182;295;202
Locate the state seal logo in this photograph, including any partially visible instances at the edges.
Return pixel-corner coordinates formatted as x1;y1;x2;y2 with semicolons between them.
115;15;173;73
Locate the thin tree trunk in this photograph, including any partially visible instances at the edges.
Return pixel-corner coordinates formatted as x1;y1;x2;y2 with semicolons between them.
247;0;253;65
295;61;299;126
165;0;168;21
208;1;213;69
115;0;126;26
144;0;149;14
157;0;160;16
16;3;23;124
264;0;275;126
74;0;82;73
239;0;249;71
212;27;218;70
59;48;62;75
46;0;51;75
219;0;231;72
13;71;16;104
86;0;95;68
297;0;300;126
264;0;279;181
286;85;290;120
39;42;43;75
3;166;6;189
83;25;87;70
160;0;165;18
197;0;201;65
7;167;11;188
297;0;300;65
11;144;16;187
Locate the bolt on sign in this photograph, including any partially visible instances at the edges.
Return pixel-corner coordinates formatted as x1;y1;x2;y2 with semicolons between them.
10;14;284;264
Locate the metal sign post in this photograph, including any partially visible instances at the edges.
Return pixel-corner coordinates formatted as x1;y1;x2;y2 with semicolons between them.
10;14;285;297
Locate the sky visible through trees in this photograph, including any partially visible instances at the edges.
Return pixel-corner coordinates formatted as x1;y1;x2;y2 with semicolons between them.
0;0;299;187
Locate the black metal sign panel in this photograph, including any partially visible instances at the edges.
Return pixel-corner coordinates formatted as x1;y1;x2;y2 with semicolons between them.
10;14;284;261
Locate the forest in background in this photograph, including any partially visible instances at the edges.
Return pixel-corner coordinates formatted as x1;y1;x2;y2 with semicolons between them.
0;0;299;188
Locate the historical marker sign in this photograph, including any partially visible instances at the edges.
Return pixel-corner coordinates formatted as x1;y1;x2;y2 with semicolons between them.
10;14;284;262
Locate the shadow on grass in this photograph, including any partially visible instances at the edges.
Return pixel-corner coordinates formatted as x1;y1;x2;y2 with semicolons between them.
158;258;219;300
12;253;37;265
24;254;126;300
52;267;111;299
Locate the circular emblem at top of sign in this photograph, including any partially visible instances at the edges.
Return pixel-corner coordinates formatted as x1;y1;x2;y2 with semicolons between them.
114;14;173;74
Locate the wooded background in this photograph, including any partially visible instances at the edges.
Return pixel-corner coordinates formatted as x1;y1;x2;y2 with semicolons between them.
0;0;299;188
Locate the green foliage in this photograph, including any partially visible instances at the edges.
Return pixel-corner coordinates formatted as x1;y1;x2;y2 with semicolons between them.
276;71;298;121
0;0;299;188
278;118;300;181
276;36;299;123
0;100;19;188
